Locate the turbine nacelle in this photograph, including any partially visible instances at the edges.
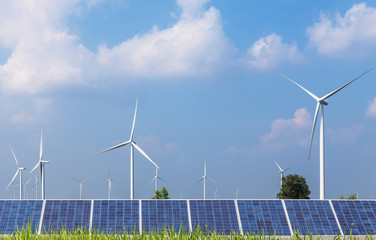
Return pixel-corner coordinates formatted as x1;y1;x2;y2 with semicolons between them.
319;100;328;105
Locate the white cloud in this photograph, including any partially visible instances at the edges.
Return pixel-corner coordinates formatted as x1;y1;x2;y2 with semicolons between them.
258;108;311;150
8;97;53;124
366;97;376;118
307;3;376;58
136;135;177;154
327;125;365;145
245;33;304;70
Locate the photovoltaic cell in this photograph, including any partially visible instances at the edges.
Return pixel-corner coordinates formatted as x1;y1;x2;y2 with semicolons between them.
285;200;340;235
91;200;139;234
332;200;376;235
0;200;43;234
41;200;91;233
190;200;239;234
237;200;290;235
142;200;189;233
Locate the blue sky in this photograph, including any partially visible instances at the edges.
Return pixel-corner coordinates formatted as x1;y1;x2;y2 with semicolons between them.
0;0;376;200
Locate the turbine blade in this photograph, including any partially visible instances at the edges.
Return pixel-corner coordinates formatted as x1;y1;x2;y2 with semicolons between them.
25;177;32;185
149;176;157;185
72;177;81;183
321;68;373;100
274;160;283;172
107;168;112;180
196;177;204;184
283;167;291;172
204;161;206;176
130;98;138;141
93;140;131;156
40;129;43;161
208;177;216;184
280;73;320;101
157;177;167;183
10;146;19;167
30;162;40;174
309;102;320;159
131;142;159;168
6;170;19;190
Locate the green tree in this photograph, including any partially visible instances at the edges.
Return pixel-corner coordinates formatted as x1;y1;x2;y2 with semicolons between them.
277;174;311;199
151;187;170;199
339;193;357;200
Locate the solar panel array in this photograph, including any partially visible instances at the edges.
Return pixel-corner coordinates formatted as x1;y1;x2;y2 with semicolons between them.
237;200;290;235
2;199;376;235
190;200;239;234
142;200;189;233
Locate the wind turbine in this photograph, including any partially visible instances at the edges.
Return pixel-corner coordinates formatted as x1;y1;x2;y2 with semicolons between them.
23;177;32;199
150;167;167;191
94;99;159;200
7;179;18;199
30;130;49;199
281;69;372;199
6;146;27;200
196;161;215;200
73;178;88;200
236;187;239;200
274;160;290;189
107;169;113;200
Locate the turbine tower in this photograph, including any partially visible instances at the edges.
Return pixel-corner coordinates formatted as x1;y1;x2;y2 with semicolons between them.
6;146;27;200
73;178;88;200
107;169;113;200
94;99;159;200
274;160;290;189
196;161;215;199
281;69;372;199
150;167;167;191
30;130;49;200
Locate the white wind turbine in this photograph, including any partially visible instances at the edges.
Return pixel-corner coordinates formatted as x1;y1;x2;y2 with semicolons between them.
73;178;88;200
6;146;27;200
107;169;113;200
274;160;290;189
23;177;32;199
30;130;49;200
94;99;159;200
7;179;18;200
281;69;372;199
196;161;215;200
150;167;167;191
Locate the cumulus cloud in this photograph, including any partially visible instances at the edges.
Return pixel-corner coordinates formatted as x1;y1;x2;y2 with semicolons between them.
245;33;304;70
257;108;311;150
366;97;376;118
307;3;376;58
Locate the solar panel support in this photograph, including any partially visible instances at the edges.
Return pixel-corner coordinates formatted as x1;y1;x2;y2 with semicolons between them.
282;200;293;236
187;200;192;232
89;200;94;233
329;200;343;236
234;200;243;235
38;200;46;235
139;200;142;235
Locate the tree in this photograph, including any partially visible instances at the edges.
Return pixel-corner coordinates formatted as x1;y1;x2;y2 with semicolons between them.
339;193;357;200
151;187;170;199
277;174;311;199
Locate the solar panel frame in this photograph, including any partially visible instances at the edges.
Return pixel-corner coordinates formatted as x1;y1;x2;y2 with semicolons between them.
332;200;376;235
91;200;139;234
189;200;239;234
41;200;91;233
0;200;43;234
285;200;341;235
237;200;291;236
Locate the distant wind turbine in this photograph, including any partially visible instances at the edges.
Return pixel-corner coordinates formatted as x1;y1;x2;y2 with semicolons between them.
150;167;167;191
281;68;372;199
94;99;159;200
30;130;49;200
196;161;215;200
7;179;18;200
73;178;88;200
274;161;290;189
236;187;239;200
6;146;27;200
107;169;113;200
214;189;218;199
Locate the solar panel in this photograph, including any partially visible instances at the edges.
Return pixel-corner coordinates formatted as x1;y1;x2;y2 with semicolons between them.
0;200;43;234
91;200;139;234
142;200;189;233
189;200;239;234
41;200;91;233
237;200;290;235
332;200;376;235
285;200;340;235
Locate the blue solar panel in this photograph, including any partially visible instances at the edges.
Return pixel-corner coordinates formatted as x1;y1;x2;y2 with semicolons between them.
41;200;91;233
0;200;43;234
142;200;189;233
237;200;290;235
189;200;239;234
285;200;340;235
91;200;139;234
332;200;376;235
